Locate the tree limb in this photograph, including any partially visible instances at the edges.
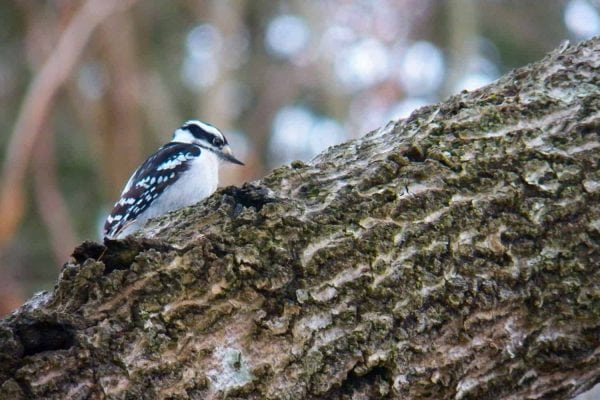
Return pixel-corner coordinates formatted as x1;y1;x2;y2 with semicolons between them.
1;37;599;400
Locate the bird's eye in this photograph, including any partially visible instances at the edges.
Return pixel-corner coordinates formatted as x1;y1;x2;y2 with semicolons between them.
212;137;223;146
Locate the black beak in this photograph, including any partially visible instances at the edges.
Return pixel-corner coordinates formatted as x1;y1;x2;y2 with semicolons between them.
221;146;245;165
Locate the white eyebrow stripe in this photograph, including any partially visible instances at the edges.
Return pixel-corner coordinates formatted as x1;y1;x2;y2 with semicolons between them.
183;119;225;141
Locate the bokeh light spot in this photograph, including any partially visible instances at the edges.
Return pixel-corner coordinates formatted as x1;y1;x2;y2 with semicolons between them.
564;0;600;39
334;38;390;91
397;41;445;96
265;15;310;59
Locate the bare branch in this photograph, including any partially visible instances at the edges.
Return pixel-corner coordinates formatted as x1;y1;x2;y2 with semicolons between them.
32;128;77;267
0;0;138;245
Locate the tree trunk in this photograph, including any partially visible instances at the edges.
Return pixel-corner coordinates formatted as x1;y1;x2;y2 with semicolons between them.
1;37;599;400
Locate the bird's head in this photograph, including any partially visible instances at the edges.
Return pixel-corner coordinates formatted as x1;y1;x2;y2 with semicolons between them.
172;120;244;165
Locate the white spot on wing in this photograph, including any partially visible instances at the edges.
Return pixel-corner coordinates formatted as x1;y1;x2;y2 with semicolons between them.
157;159;183;171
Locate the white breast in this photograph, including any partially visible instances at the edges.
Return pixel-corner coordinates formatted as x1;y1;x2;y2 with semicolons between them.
117;150;219;238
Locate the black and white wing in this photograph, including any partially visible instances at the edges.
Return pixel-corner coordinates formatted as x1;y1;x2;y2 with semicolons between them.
103;142;202;238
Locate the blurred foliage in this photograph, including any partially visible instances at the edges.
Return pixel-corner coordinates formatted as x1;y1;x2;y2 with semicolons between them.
0;0;597;314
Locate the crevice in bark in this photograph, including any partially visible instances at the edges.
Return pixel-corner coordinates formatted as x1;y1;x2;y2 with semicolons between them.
404;143;427;162
330;365;392;399
15;321;75;356
71;238;177;273
221;183;279;214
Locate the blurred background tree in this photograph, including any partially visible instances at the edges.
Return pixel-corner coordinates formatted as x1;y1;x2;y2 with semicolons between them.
0;0;598;316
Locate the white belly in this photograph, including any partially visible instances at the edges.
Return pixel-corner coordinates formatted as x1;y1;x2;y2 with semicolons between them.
117;151;219;237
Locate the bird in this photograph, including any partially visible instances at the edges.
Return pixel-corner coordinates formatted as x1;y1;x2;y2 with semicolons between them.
103;120;244;239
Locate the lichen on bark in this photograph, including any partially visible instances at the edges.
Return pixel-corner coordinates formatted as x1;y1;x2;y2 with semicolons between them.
1;37;599;400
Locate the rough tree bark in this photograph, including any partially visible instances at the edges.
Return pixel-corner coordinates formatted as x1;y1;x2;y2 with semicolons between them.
1;37;599;400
